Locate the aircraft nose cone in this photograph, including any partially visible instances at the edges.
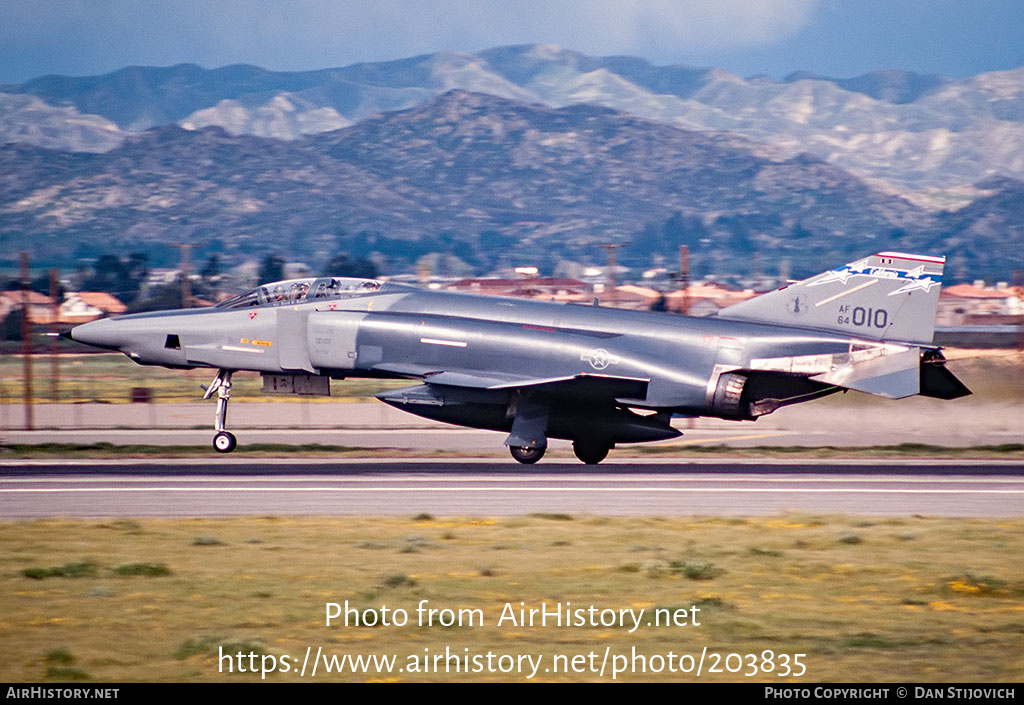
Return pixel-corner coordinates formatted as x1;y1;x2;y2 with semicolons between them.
68;318;125;351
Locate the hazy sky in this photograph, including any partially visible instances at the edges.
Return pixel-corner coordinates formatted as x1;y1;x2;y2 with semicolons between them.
2;0;1022;84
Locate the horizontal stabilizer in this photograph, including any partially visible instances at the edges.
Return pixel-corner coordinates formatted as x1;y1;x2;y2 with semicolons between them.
718;252;945;345
749;344;972;401
809;347;920;399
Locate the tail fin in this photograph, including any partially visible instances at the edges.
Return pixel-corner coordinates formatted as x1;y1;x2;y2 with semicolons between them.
717;252;945;345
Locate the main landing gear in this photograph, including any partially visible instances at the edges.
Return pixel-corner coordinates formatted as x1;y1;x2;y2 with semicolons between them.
572;440;611;465
204;369;236;453
508;441;613;464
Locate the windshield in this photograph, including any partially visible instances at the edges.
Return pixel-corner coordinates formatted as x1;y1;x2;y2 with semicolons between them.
217;277;383;309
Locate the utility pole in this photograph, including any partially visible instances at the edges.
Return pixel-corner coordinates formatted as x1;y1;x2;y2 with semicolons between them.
1015;270;1024;353
20;252;33;430
172;244;196;308
678;245;691;315
677;245;695;430
50;269;60;402
599;244;623;307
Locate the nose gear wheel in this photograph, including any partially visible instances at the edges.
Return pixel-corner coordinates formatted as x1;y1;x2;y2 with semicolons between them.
509;446;545;464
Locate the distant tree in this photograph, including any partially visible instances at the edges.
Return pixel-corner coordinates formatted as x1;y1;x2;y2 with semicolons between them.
30;273;65;301
126;252;148;279
200;254;221;280
791;223;814;240
536;252;558;277
130;275;221;313
258;255;285;283
664;212;702;247
325;253;377;279
80;252;148;305
3;307;25;341
83;254;124;293
130;284;182;313
479;230;510;251
123;252;149;304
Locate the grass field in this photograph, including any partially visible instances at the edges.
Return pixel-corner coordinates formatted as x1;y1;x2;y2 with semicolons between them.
2;351;1021;683
0;354;406;404
2;514;1023;682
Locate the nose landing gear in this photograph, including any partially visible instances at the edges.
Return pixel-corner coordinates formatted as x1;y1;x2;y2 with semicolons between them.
213;430;237;453
204;369;236;453
509;446;545;464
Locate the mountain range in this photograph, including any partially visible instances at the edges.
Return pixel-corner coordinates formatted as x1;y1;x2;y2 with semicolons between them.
1;45;1022;282
2;88;1022;281
3;44;1023;195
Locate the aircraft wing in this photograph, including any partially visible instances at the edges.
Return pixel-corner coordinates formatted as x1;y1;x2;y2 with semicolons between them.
486;373;650;402
372;362;521;388
373;362;649;401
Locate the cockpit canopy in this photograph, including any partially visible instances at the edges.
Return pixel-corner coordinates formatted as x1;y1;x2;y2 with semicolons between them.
217;277;383;309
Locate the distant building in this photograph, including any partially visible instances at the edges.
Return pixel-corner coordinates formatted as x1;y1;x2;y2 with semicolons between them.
435;275;1021;326
446;277;592;302
0;290;128;327
143;268;181;286
665;283;757;316
609;284;660;310
59;292;128;324
0;294;14;325
0;290;57;324
937;283;1023;326
441;276;769;315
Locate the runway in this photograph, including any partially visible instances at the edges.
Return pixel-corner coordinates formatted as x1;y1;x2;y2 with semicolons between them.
2;459;1022;518
5;397;1023;449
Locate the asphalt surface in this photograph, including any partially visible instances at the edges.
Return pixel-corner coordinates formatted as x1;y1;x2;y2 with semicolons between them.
4;398;1022;448
2;459;1022;518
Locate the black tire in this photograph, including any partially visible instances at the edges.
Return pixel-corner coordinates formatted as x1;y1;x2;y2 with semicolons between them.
213;431;237;454
573;441;609;465
509;446;545;464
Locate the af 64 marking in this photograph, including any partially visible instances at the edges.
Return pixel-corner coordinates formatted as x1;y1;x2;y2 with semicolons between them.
837;305;888;329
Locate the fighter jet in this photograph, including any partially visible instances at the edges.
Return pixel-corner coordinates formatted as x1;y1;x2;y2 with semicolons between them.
66;252;969;464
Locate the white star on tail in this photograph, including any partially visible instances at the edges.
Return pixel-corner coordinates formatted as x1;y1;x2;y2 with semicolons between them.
889;277;939;295
809;269;851;286
808;259;869;287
